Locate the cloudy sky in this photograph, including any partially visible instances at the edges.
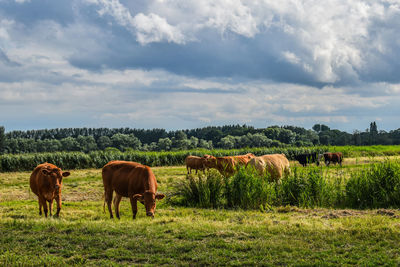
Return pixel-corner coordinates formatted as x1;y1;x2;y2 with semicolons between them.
0;0;399;132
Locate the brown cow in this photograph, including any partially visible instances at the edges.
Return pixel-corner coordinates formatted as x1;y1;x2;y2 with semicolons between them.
204;155;238;176
232;153;256;167
102;160;165;219
204;153;256;176
247;154;290;182
323;152;343;166
185;155;206;174
29;162;70;217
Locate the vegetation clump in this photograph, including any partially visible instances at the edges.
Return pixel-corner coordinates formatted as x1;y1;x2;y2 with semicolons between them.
174;161;400;210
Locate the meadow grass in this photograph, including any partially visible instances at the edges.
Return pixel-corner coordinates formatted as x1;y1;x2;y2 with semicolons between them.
1;159;400;265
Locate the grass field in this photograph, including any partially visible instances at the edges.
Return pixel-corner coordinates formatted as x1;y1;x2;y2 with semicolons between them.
1;158;400;265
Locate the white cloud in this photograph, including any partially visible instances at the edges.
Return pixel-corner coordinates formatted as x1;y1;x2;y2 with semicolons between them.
133;13;185;45
1;0;400;131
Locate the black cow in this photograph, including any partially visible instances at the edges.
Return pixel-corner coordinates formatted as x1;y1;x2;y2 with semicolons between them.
294;153;320;167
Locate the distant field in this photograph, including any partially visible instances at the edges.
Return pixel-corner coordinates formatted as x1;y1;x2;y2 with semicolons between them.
2;144;400;172
1;158;400;265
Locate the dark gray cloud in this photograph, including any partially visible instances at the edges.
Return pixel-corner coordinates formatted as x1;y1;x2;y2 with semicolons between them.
0;0;399;132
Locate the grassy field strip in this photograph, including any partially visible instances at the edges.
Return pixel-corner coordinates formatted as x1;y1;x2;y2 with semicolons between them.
2;155;400;202
1;200;399;265
1;157;400;265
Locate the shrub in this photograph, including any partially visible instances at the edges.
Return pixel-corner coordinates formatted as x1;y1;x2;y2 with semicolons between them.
345;160;400;208
276;167;339;208
173;170;224;208
225;167;276;209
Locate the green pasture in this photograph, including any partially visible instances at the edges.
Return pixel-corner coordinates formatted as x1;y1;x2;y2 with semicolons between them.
1;159;400;266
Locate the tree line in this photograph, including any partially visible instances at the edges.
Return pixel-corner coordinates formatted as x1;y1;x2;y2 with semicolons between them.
0;122;399;154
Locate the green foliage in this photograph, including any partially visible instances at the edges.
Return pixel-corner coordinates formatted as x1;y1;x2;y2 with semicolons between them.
345;160;400;208
225;167;276;209
3;145;400;172
175;161;400;210
174;171;224;208
277;167;338;208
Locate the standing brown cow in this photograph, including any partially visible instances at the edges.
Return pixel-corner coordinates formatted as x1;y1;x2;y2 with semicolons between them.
29;163;70;217
204;156;236;176
102;160;165;219
323;152;343;166
185;155;206;174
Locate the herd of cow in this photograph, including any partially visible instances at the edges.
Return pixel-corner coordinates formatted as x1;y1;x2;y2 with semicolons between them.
28;152;342;219
185;152;344;178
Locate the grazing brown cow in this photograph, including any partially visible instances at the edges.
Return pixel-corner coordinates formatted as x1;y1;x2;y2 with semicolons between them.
185;155;206;174
204;155;236;176
102;160;165;219
323;152;343;166
247;154;290;182
204;153;256;176
29;163;70;217
232;153;256;167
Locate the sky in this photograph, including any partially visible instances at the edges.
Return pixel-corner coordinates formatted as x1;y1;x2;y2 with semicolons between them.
0;0;399;133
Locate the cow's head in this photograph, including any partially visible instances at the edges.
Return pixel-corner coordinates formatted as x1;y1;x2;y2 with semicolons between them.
133;191;165;217
204;156;217;168
42;167;70;192
245;153;256;159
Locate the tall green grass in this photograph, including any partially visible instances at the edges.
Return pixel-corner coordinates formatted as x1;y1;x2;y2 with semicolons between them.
346;160;400;208
174;160;400;210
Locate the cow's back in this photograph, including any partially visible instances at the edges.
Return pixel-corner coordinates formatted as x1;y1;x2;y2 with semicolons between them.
102;161;156;197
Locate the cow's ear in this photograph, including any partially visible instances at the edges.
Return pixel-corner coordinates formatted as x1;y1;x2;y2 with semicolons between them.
42;169;50;175
156;193;165;200
62;171;70;177
133;194;144;201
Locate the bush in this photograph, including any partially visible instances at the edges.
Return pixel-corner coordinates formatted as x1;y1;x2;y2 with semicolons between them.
173;170;225;208
173;166;347;210
225;167;276;209
345;160;400;208
277;167;339;208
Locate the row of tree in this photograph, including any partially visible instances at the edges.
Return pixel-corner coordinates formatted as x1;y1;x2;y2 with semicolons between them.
0;122;399;154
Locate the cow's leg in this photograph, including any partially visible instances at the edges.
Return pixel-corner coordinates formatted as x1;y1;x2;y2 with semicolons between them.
113;194;122;219
187;166;190;174
105;190;114;219
129;196;138;220
55;195;62;217
38;199;42;216
39;196;48;217
48;199;53;217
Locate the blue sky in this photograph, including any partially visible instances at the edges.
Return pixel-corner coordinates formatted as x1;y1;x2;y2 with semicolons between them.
0;0;399;132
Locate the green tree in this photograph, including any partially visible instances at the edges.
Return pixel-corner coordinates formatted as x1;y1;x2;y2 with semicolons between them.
111;133;141;151
97;136;112;150
0;126;5;154
158;137;172;151
220;135;235;149
61;137;80;151
77;135;98;153
369;121;378;145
